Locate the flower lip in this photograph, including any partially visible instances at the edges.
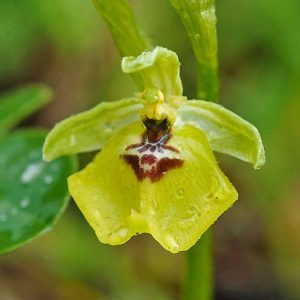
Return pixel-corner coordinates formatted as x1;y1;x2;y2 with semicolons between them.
122;117;183;182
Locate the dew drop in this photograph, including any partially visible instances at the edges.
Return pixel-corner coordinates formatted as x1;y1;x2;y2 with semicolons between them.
188;205;199;214
161;215;170;230
204;204;211;212
44;175;53;184
176;188;185;198
149;209;156;216
116;227;129;238
103;122;115;134
179;213;200;227
94;210;100;217
205;191;215;200
166;235;179;252
70;134;76;146
0;213;7;222
21;162;44;184
20;197;30;208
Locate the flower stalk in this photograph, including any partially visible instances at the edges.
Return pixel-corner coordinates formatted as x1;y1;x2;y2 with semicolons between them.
92;0;152;88
169;0;219;101
185;231;212;300
169;1;219;299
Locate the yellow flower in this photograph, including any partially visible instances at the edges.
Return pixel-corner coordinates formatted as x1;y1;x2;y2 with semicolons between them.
43;47;265;253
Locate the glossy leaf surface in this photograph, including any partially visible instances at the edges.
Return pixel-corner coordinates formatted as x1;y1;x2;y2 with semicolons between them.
0;130;76;254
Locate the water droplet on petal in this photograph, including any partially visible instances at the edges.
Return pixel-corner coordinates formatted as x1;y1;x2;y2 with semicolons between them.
204;204;211;212
94;210;100;217
188;204;198;212
161;215;170;230
103;122;115;134
166;235;179;252
70;134;77;146
176;188;185;198
149;209;156;216
179;213;200;227
116;227;129;238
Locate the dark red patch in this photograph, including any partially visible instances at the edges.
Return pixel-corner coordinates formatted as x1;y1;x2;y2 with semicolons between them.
123;154;142;180
121;118;184;182
123;154;183;182
141;154;157;165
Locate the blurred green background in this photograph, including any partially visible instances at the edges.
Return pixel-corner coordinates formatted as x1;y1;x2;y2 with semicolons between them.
0;0;299;299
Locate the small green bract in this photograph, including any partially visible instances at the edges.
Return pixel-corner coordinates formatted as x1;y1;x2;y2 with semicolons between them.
43;47;265;253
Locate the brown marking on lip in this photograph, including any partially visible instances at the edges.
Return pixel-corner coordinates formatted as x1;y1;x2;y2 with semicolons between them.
123;154;182;182
121;118;183;182
141;154;157;165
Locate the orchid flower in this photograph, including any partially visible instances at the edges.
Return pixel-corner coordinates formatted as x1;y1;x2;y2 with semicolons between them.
43;47;265;253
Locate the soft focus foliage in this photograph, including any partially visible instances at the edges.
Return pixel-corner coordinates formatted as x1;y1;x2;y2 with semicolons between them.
0;0;299;299
0;85;77;254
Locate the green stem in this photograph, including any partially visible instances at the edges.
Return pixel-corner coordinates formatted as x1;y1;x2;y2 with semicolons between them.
169;1;219;299
91;0;153;89
169;0;219;101
93;1;217;298
185;231;213;300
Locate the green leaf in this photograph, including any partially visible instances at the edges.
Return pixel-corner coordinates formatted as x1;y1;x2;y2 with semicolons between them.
0;129;77;254
122;47;183;97
178;100;265;169
43;98;143;161
0;84;52;135
169;0;219;100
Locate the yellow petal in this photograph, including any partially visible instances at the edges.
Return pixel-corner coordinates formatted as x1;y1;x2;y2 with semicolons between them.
68;122;145;245
68;122;237;253
140;124;238;253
